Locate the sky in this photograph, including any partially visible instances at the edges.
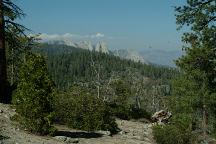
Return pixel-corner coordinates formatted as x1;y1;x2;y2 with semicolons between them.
16;0;185;51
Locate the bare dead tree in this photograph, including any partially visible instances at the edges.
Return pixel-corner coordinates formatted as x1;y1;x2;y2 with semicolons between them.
102;71;120;102
90;52;101;99
124;68;146;110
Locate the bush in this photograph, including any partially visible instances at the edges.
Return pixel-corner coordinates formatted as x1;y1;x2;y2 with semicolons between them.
13;53;56;135
130;106;151;120
54;86;118;134
107;80;151;120
152;114;195;144
109;102;131;120
108;80;132;120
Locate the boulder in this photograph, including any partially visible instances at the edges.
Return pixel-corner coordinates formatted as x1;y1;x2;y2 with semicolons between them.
54;136;79;144
119;130;127;135
65;138;79;144
97;130;111;136
54;136;67;142
151;110;172;125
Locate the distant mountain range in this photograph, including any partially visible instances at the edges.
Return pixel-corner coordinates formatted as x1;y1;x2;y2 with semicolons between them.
46;40;109;53
45;40;183;67
140;49;184;67
112;49;148;64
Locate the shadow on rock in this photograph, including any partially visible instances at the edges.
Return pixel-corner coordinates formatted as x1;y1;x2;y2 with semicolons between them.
0;135;10;140
55;131;103;139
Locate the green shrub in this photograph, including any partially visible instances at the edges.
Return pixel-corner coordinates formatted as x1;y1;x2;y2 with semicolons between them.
108;80;151;120
54;86;118;134
109;102;131;120
108;80;132;120
153;114;195;144
130;106;151;120
13;53;56;135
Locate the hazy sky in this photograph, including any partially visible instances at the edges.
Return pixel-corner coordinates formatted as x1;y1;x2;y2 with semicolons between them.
16;0;185;51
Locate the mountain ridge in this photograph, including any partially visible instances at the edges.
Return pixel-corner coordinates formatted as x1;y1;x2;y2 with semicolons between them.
44;40;148;64
44;40;183;67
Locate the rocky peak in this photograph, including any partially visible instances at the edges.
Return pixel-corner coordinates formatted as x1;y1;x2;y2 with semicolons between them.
46;40;77;47
75;41;93;51
95;41;109;54
113;49;148;64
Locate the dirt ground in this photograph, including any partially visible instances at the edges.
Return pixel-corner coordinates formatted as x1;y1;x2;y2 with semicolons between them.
0;103;156;144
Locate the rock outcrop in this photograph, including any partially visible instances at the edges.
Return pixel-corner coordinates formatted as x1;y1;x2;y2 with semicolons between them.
95;41;109;54
54;136;79;143
75;41;93;51
113;49;148;64
151;110;172;125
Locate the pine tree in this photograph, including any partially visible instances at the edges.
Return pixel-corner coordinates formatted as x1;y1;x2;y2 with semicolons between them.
0;0;7;103
173;0;216;139
0;0;27;103
13;53;56;135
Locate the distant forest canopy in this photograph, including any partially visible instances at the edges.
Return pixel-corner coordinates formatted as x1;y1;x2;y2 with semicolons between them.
33;43;179;89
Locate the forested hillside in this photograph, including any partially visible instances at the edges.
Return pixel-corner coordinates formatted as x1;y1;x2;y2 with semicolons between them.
35;43;178;89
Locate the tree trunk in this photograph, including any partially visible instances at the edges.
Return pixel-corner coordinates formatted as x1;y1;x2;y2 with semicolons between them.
0;0;7;103
97;65;100;99
202;104;207;140
135;96;141;109
11;48;14;85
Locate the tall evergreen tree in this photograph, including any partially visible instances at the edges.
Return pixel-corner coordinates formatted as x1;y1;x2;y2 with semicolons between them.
0;0;26;103
173;0;216;139
153;2;216;143
175;0;216;88
0;0;7;103
13;53;55;135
